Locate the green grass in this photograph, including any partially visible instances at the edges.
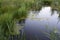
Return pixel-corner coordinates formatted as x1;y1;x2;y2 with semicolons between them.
0;0;60;40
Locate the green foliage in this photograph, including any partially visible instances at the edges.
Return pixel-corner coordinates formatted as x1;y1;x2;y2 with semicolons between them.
0;0;26;40
0;0;60;40
0;0;30;40
0;13;15;40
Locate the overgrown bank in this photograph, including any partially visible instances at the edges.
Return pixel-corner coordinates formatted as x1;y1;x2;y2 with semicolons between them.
0;0;60;40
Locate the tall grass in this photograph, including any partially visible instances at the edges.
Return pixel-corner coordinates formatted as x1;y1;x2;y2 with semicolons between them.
0;0;60;40
0;13;15;40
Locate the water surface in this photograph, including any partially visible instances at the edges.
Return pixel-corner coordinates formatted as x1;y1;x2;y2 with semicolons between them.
24;6;60;40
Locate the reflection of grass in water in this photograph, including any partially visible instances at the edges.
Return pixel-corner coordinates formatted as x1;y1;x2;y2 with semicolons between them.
50;30;59;40
20;26;60;40
45;25;60;40
45;24;60;40
20;32;26;40
50;32;58;40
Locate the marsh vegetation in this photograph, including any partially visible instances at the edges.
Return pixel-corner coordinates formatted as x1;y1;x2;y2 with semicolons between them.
0;0;60;40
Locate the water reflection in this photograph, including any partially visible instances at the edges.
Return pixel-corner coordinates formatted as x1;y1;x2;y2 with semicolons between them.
24;6;60;40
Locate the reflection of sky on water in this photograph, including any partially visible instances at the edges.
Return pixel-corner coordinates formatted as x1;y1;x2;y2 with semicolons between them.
24;6;60;40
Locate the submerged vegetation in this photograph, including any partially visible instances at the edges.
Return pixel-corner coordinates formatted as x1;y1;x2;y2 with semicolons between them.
0;0;60;40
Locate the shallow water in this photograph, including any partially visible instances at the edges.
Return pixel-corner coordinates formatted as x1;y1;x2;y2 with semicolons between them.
24;6;60;40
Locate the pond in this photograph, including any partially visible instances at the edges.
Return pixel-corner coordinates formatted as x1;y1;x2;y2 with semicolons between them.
23;6;60;40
